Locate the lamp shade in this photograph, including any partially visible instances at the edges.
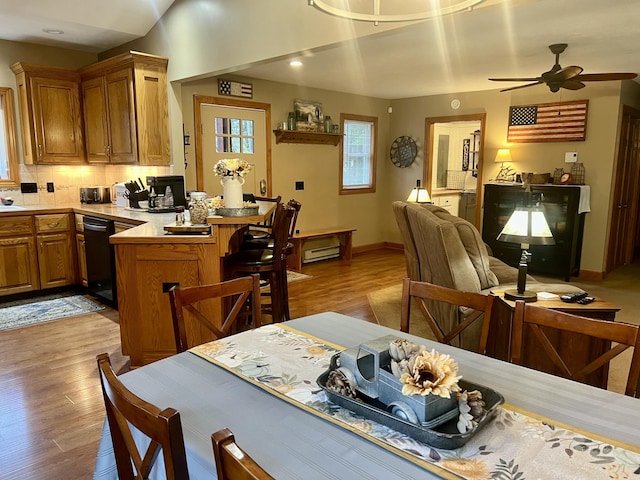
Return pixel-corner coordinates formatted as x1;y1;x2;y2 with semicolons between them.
407;179;431;203
494;148;512;163
497;208;555;246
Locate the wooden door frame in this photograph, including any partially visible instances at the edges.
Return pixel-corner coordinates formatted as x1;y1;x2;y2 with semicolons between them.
193;95;272;195
424;113;486;227
606;105;640;274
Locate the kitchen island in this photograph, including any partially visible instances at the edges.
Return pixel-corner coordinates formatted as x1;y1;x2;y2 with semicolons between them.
110;203;275;367
0;202;274;368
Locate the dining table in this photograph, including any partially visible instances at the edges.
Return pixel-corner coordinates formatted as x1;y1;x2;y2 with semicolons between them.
93;312;640;480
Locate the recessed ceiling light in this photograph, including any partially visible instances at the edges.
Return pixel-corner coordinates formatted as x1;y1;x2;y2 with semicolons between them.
43;28;64;35
290;60;303;67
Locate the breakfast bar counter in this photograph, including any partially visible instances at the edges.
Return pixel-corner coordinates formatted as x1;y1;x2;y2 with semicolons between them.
111;202;275;367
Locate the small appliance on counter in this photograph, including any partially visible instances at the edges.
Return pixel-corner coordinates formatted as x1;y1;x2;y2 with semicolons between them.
146;175;187;208
80;186;111;204
112;183;128;207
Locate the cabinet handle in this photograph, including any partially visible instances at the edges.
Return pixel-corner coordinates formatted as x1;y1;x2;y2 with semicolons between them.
38;144;43;157
105;145;111;157
48;222;60;227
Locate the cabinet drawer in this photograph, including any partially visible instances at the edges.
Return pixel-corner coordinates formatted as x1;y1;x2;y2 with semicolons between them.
35;213;71;233
0;216;33;237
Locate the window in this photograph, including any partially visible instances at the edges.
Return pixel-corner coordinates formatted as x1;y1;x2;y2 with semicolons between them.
0;87;19;187
214;116;255;154
340;114;377;194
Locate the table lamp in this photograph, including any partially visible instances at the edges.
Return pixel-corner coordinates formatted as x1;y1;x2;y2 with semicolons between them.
406;179;431;203
497;192;555;302
494;149;516;182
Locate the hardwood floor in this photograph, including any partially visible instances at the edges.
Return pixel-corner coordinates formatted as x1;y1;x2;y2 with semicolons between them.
0;249;407;479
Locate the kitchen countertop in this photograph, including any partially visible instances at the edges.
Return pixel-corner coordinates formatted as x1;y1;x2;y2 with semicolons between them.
0;203;204;242
0;201;274;244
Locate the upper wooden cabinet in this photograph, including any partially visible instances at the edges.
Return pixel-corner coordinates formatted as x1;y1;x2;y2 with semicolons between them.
80;51;170;166
10;63;86;164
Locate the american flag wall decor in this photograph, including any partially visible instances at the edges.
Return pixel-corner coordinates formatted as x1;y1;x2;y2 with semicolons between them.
507;100;588;143
218;79;253;98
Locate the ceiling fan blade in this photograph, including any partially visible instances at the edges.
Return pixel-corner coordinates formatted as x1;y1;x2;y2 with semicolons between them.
556;65;583;80
561;81;586;90
489;77;541;82
575;73;638;82
499;81;543;92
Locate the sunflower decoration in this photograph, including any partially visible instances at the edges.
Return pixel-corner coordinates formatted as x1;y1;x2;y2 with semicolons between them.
399;348;462;399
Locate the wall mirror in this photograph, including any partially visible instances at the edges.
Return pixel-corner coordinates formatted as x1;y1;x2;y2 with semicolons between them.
424;113;486;226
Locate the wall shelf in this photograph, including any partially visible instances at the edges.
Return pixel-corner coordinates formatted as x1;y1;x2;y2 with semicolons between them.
273;129;341;146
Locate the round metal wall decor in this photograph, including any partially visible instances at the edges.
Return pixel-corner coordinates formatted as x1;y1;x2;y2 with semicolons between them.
390;136;417;168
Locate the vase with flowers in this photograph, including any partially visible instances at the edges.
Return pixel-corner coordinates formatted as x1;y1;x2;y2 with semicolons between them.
214;158;251;208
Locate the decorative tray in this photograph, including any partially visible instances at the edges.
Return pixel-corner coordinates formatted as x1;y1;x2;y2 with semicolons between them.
163;222;212;235
317;351;504;450
215;207;259;217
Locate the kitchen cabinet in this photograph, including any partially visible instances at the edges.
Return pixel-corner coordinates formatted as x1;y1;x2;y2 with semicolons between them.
80;51;170;165
35;213;76;289
482;183;586;280
0;216;39;295
76;232;88;287
10;63;85;164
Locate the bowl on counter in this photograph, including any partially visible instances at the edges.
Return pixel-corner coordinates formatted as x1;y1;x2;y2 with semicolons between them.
1;197;14;206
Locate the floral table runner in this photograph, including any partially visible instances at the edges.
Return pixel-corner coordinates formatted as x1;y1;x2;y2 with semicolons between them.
190;324;640;480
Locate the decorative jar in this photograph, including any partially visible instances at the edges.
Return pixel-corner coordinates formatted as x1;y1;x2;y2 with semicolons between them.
189;192;209;224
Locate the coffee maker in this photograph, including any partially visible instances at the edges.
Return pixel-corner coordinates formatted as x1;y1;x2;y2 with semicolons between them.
146;175;187;207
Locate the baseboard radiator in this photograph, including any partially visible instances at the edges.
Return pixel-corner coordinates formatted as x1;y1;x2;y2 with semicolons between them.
302;237;340;263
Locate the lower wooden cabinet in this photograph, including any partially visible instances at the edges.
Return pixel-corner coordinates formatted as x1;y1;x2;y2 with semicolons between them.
0;216;39;295
36;232;76;289
0;235;40;295
76;232;88;287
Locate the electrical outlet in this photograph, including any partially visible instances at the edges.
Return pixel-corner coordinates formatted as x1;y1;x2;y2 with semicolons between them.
295;181;304;190
20;182;37;193
47;182;54;192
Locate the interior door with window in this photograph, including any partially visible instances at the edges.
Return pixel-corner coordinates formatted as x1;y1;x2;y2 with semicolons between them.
200;105;267;198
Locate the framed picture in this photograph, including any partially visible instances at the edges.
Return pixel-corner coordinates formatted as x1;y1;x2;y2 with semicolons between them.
294;99;323;132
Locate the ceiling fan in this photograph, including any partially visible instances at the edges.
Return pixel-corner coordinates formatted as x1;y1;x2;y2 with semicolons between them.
489;43;637;93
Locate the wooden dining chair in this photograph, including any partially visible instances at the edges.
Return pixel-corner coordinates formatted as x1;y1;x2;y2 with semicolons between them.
400;277;496;354
96;353;189;480
511;300;640;397
212;428;275;480
169;274;262;353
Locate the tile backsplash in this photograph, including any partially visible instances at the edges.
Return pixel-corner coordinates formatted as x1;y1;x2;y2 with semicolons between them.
0;164;171;206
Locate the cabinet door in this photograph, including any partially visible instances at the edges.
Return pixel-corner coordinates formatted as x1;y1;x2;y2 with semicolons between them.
0;236;40;295
134;65;170;165
76;232;88;287
106;69;136;164
82;77;109;163
37;233;76;289
31;76;85;164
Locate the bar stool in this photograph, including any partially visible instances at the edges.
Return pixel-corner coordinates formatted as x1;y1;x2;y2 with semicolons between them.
241;198;300;251
225;202;295;323
243;195;282;244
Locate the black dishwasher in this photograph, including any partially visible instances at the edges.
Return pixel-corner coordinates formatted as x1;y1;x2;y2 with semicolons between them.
83;216;117;308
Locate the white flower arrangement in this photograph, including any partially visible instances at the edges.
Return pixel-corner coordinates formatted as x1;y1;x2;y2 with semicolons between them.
214;158;252;177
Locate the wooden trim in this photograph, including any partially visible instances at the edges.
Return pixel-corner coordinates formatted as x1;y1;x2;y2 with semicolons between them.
578;269;606;281
423;113;486;227
193;95;272;195
339;113;378;195
0;87;20;187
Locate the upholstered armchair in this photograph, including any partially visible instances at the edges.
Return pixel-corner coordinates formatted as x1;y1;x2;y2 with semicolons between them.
393;201;579;351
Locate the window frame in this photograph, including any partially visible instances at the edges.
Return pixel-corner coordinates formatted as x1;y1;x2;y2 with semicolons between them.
339;113;377;195
0;87;19;187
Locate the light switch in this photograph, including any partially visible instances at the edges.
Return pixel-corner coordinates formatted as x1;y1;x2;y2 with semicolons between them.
565;152;578;163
